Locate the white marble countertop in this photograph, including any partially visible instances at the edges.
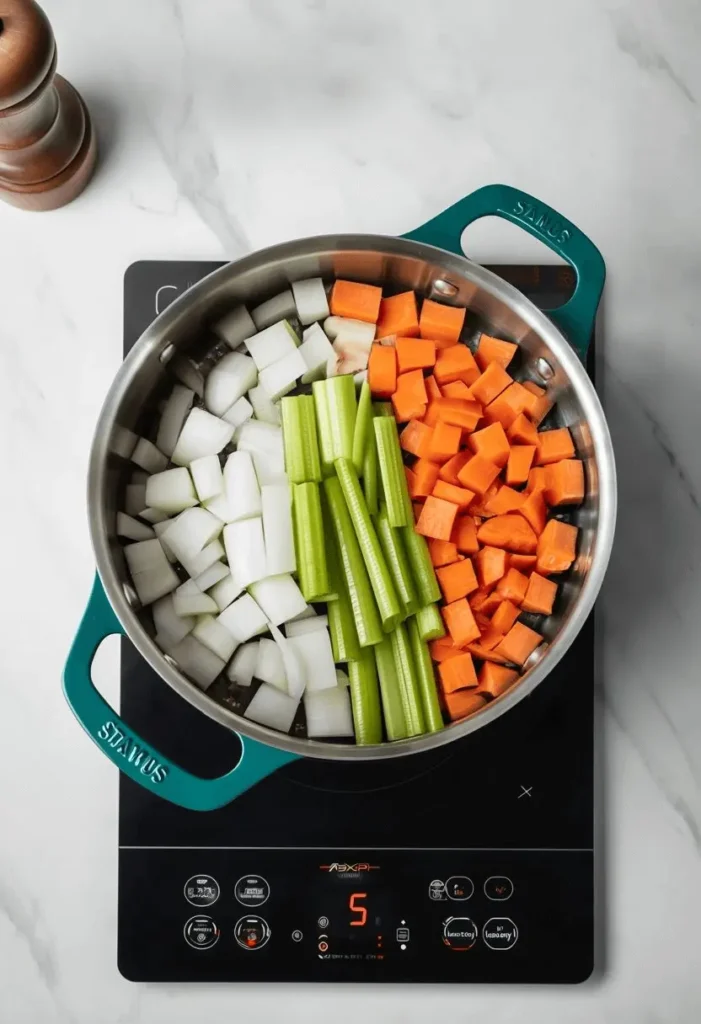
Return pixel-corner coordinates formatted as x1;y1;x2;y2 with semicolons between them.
1;0;700;1020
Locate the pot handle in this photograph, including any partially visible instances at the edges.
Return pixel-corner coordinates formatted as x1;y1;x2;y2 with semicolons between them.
404;183;605;359
62;574;299;811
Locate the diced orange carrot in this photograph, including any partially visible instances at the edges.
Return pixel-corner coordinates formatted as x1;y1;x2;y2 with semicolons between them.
439;450;471;487
469;483;500;517
457;455;502;495
468;422;511;468
330;279;382;322
495;567;529;604
413;500;424;521
405;465;418;497
432;479;475;509
436;557;479;604
544;459;585;505
415;495;459;541
421;402;441;427
444;689;487;721
367;344;397;399
527;466;548;494
465;642;511;665
413;458;441;498
509;553;537;573
477;624;505;650
521;572;557;615
396;337;437;373
469;587;502;614
428;538;460;567
506;445;536;487
438;652;478;694
485;484;525;515
469;362;513;406
452;515;479;555
522;380;545;397
495;622;542;666
430;634;463;663
427;420;462;462
523;380;553;425
376;291;419;338
508;412;539;446
477;514;538;554
536;519;578;574
419;298;466;346
518;488;548;535
474;545;508;588
476;662;519;699
433;397;482;432
391;369;428;422
442;597;481;647
441;380;473;401
475;333;518;371
484;382;534;429
433;345;480;386
491;599;520;634
536;427;575;465
400;419;433;459
425;376;442;402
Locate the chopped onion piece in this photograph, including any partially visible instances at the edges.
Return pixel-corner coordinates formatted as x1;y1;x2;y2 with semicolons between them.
268;622;306;699
259;347;307;400
299;323;335;383
285;615;329;638
324;316;376;346
246;320;299;371
125;540;179;606
248;574;307;626
194;560;229;591
145;467;198;513
153;520;177;561
304;687;354;738
138;507;170;524
166;635;224;690
223;451;262;522
131;437;168;474
226;642;259;687
287;630;337;692
192;614;238;662
248;384;281;425
288;605;317;622
111;425;138;459
161;507;223;575
327;339;371;377
224;518;267;589
236;422;284;476
188;539;225;577
190;455;223;503
212;305;256;350
173;579;218;617
244;683;299;733
255;638;288;691
152;593;194;647
171;408;234;466
124;538;168;575
217;592;268;642
117;512;155;542
292;277;330;325
125;483;147;516
261;483;296;576
252;290;296;331
156;385;194;457
170;355;204;398
209;573;243;611
204;352;258;417
222;395;254;428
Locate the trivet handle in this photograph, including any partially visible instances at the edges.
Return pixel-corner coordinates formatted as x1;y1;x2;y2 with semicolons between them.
63;574;298;811
403;183;605;360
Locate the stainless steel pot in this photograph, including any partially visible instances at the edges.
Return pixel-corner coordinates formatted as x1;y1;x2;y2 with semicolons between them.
63;184;616;811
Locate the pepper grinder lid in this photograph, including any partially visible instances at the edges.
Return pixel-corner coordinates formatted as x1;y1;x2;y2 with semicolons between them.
0;0;56;110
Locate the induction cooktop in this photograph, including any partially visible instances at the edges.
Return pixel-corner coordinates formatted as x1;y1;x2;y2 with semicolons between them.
118;260;596;984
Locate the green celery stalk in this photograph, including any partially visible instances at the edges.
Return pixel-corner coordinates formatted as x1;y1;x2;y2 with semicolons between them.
280;394;322;484
316;375;356;464
323;476;383;647
312;380;335;475
408;617;444;734
363;422;379;516
334;458;402;632
374;636;408;741
325;525;361;662
415;602;446;641
402;527;442;606
352;380;373;475
348;646;383;745
373;416;410;528
390;622;426;737
376;502;419;616
292;482;329;601
373;401;394;417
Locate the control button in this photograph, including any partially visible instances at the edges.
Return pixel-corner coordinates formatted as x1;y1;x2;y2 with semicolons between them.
184;874;220;908
234;875;270;908
318;939;329;952
292;929;303;942
317;915;330;928
484;876;514;901
235;915;271;950
183;915;220;949
446;875;474;901
483;917;518;950
428;879;447;901
442;916;478;951
396;927;410;942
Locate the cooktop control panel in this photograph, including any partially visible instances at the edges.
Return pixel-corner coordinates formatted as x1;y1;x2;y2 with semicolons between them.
119;848;592;982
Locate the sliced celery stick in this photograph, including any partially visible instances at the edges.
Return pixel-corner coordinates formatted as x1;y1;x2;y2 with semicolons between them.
402;526;442;606
347;646;383;745
415;602;446;641
352;380;373;475
374;636;407;741
324;375;357;463
292;482;329;601
373;401;394;417
326;527;361;662
334;458;401;632
363;431;379;517
390;623;426;737
373;416;409;528
376;502;418;616
323;477;383;648
312;379;335;475
281;395;321;484
408;617;444;733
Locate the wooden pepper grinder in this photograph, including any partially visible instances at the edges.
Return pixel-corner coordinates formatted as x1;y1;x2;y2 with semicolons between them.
0;0;96;210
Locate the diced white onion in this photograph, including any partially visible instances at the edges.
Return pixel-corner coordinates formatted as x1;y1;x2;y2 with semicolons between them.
261;483;296;576
156;385;194;457
111;426;138;459
171;408;235;466
304;687;354;737
288;605;317;622
153;520;177;561
166;635;224;690
125;540;179;606
190;455;223;503
194;560;229;592
152;593;194;647
248;574;307;626
226;642;259;687
292;278;330;325
161;507;223;575
217;592;268;642
125;483;147;516
324;316;376;346
255;638;288;691
222;450;262;522
209;573;243;611
252;290;296;331
285;615;329;638
173;579;218;617
287;630;337;692
236;421;284;472
259;347;307;401
203;492;238;523
212;305;256;350
131;437;168;474
117;512;155;542
222;395;254;428
268;622;306;699
145;467;198;513
192;614;238;662
299;323;335;383
224;518;267;589
246;320;299;371
138;507;170;524
188;539;225;577
204;352;258;417
124;538;168;575
248;384;281;425
244;683;299;733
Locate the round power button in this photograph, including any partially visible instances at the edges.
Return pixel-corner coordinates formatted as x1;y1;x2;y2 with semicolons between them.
235;915;271;950
183;915;220;950
442;916;478;951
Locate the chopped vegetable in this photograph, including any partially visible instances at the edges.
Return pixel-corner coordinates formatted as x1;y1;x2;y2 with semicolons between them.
287;629;337;692
438;651;478;692
433;345;479;386
326;529;361;662
222;450;261;522
218;592;268;643
249;574;307;626
474;545;508;588
117;512;155;542
536;427;576;465
415;603;445;641
157;385;195;458
212;304;256;350
167;635;225;690
427;420;462;462
226;642;259;687
419;298;465;346
475;333;517;371
368;344;397;398
190;454;224;503
291;277;330;325
494;622;542;666
436;558;479;604
396;337;436;373
495;567;529;604
442;597;481;648
223;517;267;589
469;361;512;406
293;482;329;602
245;683;299;732
476;662;519;699
330;279;382;323
507;412;539;446
506;445;536;487
347;646;383;744
376;502;418;616
415;495;459;542
172;408;235;466
521;572;557;615
352;380;373;474
281;394;322;484
373;416;410;528
252;290;297;331
456;454;501;495
452;515;479;554
536;519;578;574
544;459;585;505
304;686;354;737
407;617;443;733
444;690;487;722
477;514;538;554
377;291;419;338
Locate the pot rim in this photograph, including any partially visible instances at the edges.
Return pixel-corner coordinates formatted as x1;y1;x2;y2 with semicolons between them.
89;233;617;759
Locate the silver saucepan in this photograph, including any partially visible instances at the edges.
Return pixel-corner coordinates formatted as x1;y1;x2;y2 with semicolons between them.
63;184;616;810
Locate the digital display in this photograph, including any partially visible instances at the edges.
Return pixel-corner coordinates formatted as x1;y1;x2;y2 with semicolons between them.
314;862;409;961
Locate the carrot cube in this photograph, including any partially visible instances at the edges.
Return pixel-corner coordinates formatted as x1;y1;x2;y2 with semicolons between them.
367;344;397;398
536;519;578;574
428;539;460;567
434;397;482;432
485;484;525;515
536;427;575;465
441;380;473;401
508;412;539;446
484;382;534;429
400;419;433;459
438;652;478;694
457;454;501;495
452;515;479;555
425;376;442;402
523;380;553;425
495;567;529;604
430;634;463;662
396;337;437;373
477;514;538;554
509;553;537;573
519;489;548;535
476;662;519;699
527;466;548;494
427;420;462;462
412;458;441;498
444;690;487;721
468;422;511;468
330;279;382;323
491;599;520;634
495;622;542;666
433;345;480;386
521;572;557;615
376;291;419;338
415;495;459;541
469;362;513;406
469;587;502;614
474;545;508;588
506;445;536;487
432;479;475;509
419;298;466;346
442;597;481;647
439;450;471;487
421;402;441;427
475;333;518;371
391;369;428;422
544;459;585;505
436;558;479;604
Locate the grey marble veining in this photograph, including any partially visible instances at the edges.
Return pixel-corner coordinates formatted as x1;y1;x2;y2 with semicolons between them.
1;0;700;1020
